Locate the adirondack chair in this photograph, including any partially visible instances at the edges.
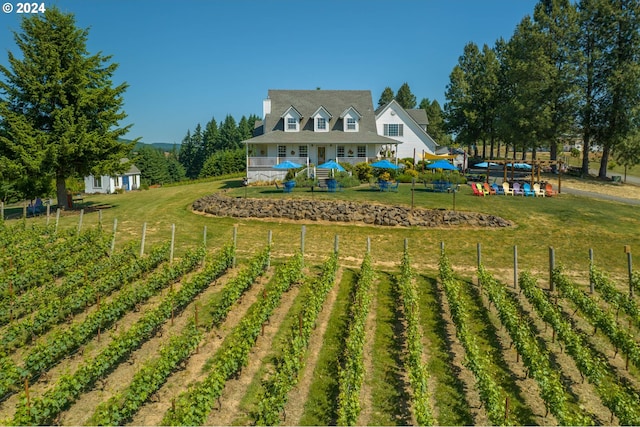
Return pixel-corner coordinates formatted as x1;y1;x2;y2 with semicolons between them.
491;183;505;195
545;183;557;196
471;183;484;196
533;183;546;197
475;182;489;196
522;183;536;197
512;182;525;196
502;182;514;196
483;182;496;195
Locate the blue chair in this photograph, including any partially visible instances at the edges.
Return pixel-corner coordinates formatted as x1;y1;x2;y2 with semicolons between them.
491;183;505;195
283;181;296;193
378;180;389;191
522;183;535;197
327;179;338;192
388;182;399;192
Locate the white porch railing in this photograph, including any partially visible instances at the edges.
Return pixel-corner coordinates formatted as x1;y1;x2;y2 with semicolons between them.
247;157;309;167
336;156;377;166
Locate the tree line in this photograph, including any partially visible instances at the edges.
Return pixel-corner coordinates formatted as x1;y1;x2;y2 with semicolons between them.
444;0;640;177
135;114;259;186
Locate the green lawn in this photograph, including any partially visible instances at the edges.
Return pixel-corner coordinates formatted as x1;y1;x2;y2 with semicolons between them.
8;176;639;283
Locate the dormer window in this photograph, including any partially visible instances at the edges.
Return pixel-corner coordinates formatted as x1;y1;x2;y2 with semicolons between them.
312;106;332;132
340;106;362;132
282;106;302;132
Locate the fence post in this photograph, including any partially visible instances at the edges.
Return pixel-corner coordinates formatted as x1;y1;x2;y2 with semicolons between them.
625;245;633;297
334;234;339;254
367;237;371;254
514;245;518;289
267;230;272;268
232;225;237;268
140;222;147;257
549;246;555;291
170;223;176;264
202;226;207;247
77;209;84;235
589;248;594;294
404;238;408;252
440;241;445;255
110;218;118;255
55;208;61;234
301;225;306;261
46;203;51;226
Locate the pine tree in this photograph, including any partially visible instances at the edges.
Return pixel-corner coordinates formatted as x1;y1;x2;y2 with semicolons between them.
395;83;417;109
202;117;219;159
378;87;395;107
219;115;240;151
0;8;133;208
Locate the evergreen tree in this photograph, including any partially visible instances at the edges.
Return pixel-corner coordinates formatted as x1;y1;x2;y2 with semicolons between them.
395;82;417;109
419;98;453;146
199;148;245;178
577;0;640;178
378;87;395;107
0;8;133;208
190;123;205;176
166;150;186;183
202;116;219;159
238;115;253;142
179;130;198;179
135;145;171;185
218;115;240;150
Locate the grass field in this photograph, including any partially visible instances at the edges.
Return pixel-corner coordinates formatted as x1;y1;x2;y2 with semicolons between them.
11;173;639;284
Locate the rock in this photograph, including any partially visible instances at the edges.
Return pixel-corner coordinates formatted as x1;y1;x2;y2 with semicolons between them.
192;194;513;228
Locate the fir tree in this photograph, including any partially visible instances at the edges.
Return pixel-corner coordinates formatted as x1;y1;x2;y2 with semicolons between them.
0;8;133;208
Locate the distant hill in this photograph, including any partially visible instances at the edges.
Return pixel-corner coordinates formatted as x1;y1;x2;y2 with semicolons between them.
133;141;181;152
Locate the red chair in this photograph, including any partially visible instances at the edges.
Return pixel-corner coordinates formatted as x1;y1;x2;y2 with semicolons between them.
471;183;484;196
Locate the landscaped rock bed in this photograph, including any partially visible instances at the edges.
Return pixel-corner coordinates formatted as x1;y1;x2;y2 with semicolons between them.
192;194;513;228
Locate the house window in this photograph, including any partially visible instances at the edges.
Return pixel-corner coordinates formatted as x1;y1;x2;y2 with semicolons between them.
278;145;287;157
357;146;366;157
287;117;297;131
316;117;326;131
93;176;102;188
346;118;356;131
337;146;345;157
384;123;403;137
299;145;308;158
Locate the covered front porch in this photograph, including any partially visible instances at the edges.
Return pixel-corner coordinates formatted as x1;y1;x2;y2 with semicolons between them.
245;142;385;183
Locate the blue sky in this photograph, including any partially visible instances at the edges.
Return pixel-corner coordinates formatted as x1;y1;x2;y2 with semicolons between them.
1;0;538;144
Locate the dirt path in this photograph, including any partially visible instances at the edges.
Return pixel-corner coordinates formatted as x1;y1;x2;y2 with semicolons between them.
206;284;301;426
128;271;272;426
282;267;343;426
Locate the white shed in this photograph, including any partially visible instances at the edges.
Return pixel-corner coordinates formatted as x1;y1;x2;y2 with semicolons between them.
84;161;141;194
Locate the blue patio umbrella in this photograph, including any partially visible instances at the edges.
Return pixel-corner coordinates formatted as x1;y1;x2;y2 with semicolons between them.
426;159;457;170
317;159;346;172
272;160;303;169
474;162;500;168
370;159;400;169
506;163;532;170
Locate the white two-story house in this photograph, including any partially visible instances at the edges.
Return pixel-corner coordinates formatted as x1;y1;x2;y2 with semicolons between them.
243;90;401;183
375;99;439;160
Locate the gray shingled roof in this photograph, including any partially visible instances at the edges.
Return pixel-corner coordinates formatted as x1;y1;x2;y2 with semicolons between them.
244;90;400;145
407;109;429;126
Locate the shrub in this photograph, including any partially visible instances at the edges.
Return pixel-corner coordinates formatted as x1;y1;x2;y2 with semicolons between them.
335;172;360;188
354;162;373;182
